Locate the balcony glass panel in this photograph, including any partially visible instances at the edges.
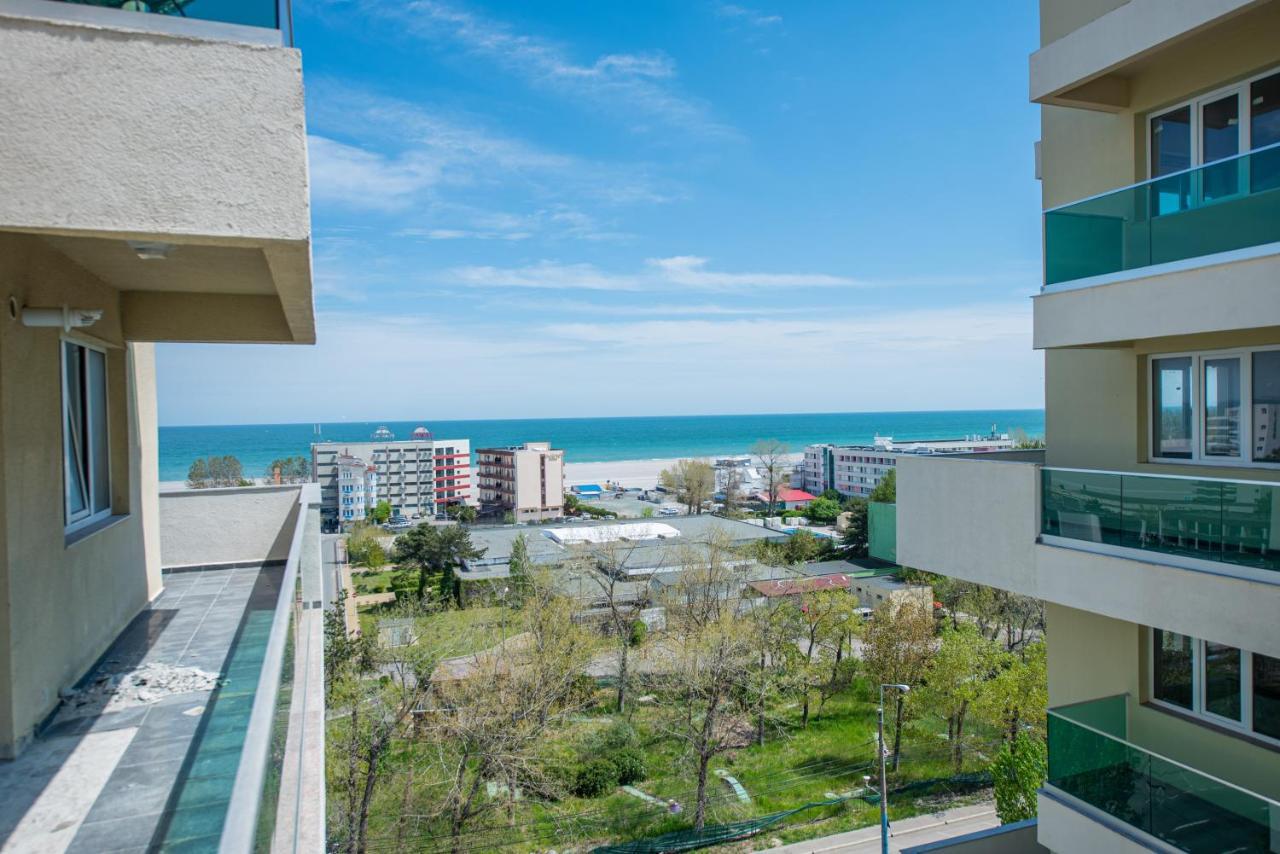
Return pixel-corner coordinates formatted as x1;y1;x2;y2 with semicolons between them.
60;0;281;31
1044;143;1280;286
1042;469;1280;573
1048;695;1276;852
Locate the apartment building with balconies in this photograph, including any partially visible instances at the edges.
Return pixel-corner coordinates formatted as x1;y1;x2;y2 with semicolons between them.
313;430;474;528
897;2;1280;850
476;441;565;522
0;0;323;848
798;434;1014;498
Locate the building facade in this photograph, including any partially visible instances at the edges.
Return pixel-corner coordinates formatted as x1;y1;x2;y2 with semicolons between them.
335;454;378;525
898;3;1280;850
798;434;1014;498
476;442;565;521
313;429;474;528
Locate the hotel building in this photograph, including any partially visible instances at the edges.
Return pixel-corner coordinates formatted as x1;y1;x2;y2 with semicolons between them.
0;0;325;849
476;441;565;522
798;434;1014;498
313;428;474;528
896;2;1280;850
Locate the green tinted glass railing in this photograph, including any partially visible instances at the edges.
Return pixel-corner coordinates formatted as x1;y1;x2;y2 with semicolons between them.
1044;142;1280;286
60;0;285;33
868;501;897;563
1048;696;1277;852
1041;468;1280;573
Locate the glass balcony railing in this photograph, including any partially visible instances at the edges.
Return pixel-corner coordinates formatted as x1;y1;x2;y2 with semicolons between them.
868;501;897;563
1041;467;1280;573
59;0;288;34
1048;695;1278;852
1044;142;1280;287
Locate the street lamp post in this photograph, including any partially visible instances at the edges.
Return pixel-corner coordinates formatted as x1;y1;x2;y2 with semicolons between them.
878;683;910;854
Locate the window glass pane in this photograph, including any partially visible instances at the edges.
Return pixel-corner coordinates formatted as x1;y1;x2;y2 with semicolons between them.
1201;94;1240;201
1253;350;1280;463
1203;357;1241;458
1204;641;1241;721
1253;653;1280;739
1251;72;1280;149
1151;107;1192;177
1153;357;1193;459
1153;629;1194;710
63;343;88;520
88;349;109;514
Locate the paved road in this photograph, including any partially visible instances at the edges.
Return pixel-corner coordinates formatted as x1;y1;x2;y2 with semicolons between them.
758;804;998;853
321;533;344;610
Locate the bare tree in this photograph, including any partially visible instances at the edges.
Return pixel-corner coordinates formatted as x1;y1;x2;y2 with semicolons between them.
652;537;755;829
659;458;716;515
743;597;802;745
720;465;744;515
751;439;790;515
584;539;647;713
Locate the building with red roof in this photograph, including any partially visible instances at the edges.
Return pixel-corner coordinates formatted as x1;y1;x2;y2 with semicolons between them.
755;487;818;510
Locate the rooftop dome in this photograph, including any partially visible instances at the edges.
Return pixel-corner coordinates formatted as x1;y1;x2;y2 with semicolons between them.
372;426;394;440
412;426;432;439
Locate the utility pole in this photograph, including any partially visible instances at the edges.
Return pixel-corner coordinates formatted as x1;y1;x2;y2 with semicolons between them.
878;683;910;854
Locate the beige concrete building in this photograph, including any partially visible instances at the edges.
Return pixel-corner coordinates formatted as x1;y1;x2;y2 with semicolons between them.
899;3;1280;850
0;1;324;848
477;442;565;522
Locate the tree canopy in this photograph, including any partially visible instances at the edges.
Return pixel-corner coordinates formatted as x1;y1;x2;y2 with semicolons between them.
658;459;716;515
187;455;251;488
392;523;487;601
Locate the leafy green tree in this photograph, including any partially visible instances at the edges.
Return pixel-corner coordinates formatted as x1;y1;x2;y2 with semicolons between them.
640;506;655;518
446;503;478;524
841;497;869;557
978;641;1048;744
502;511;516;525
563;493;580;514
917;624;1001;771
784;528;828;564
186;457;211;489
659;459;716;514
187;455;250;488
391;523;486;600
819;488;842;502
265;455;310;484
992;733;1047;823
804;496;841;524
507;533;532;606
346;524;387;569
868;468;896;503
863;600;935;770
368;499;391;525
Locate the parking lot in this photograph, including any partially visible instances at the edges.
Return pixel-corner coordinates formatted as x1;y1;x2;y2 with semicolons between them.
581;490;683;518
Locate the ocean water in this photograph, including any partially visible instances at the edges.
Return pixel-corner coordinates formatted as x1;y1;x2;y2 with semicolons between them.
159;409;1044;482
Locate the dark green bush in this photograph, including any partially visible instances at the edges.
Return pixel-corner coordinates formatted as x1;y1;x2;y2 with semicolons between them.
628;619;648;647
588;720;639;753
609;747;646;785
572;759;619;798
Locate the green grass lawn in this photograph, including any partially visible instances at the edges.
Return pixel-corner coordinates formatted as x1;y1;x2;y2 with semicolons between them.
355;602;516;659
337;669;999;853
351;568;398;596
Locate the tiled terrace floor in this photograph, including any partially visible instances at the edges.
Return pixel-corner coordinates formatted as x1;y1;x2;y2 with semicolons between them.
0;564;282;853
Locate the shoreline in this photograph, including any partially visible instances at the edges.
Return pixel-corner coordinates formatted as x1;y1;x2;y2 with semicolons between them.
158;452;806;494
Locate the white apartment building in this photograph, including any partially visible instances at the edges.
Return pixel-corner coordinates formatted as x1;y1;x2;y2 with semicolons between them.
335;454;378;525
477;442;565;522
799;434;1014;498
313;427;473;528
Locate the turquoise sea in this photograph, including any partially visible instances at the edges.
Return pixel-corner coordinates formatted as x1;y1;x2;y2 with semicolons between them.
159;409;1044;482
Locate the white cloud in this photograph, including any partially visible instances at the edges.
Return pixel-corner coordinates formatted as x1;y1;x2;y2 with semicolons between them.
715;4;782;27
307;136;441;211
381;1;735;138
446;256;857;292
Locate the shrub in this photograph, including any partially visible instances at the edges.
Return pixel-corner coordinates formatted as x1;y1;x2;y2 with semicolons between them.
609;747;647;786
572;759;619;798
991;733;1046;823
628;619;648;647
588;720;639;754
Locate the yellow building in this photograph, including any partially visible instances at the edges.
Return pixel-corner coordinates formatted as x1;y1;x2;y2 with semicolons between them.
899;2;1280;850
0;1;322;849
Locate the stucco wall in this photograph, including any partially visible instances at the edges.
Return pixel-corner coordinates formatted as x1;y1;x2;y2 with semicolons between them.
1047;603;1280;802
159;486;301;568
1038;0;1128;47
0;233;152;756
0;9;309;243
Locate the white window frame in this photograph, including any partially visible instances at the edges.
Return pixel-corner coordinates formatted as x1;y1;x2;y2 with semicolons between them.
1147;628;1280;748
1146;64;1280;178
1148;344;1280;469
62;338;112;534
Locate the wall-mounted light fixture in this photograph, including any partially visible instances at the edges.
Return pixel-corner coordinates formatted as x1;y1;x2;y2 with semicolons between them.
127;240;173;260
20;304;104;332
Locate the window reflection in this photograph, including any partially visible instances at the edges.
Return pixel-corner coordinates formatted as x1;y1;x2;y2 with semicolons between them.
1153;357;1193;459
1153;629;1195;710
1204;357;1241;458
1254;351;1280;463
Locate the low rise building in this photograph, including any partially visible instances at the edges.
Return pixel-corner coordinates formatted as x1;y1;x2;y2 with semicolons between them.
312;427;473;528
476;441;565;522
335;454;378;525
798;433;1014;498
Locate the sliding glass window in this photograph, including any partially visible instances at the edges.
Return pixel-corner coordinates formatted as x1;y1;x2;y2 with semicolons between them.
1153;629;1195;710
1153;357;1193;459
1204;641;1242;722
1150;346;1280;468
1253;653;1280;740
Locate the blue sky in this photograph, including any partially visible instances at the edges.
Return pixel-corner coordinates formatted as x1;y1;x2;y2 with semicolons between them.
157;0;1044;426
